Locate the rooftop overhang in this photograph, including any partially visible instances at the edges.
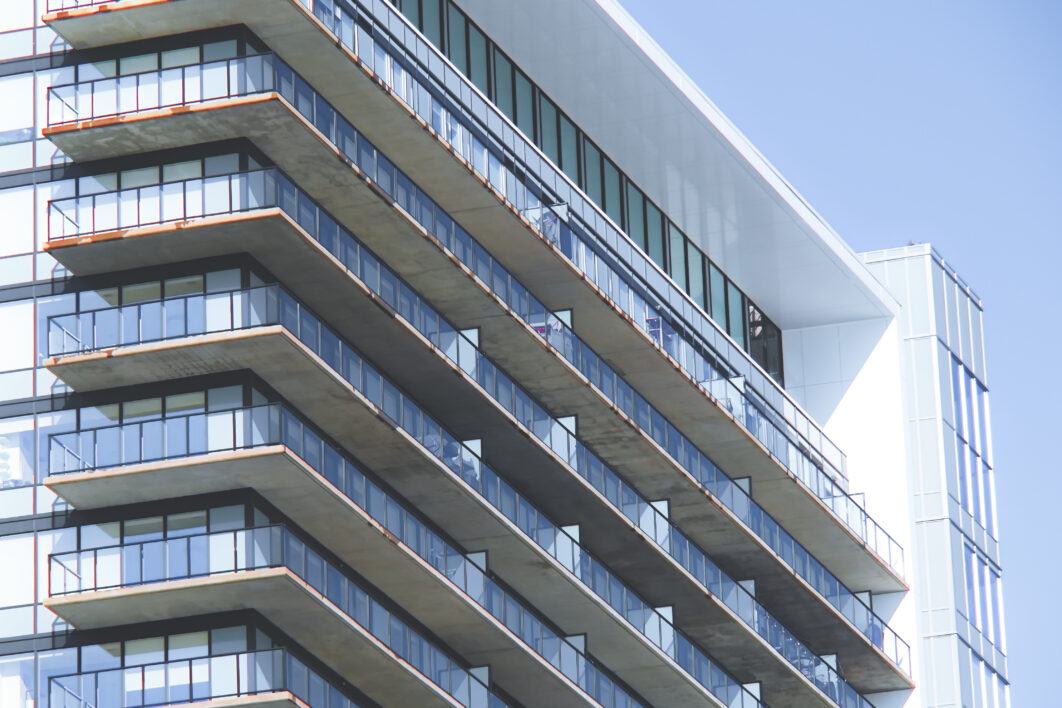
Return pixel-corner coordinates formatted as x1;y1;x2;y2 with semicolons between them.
456;0;899;330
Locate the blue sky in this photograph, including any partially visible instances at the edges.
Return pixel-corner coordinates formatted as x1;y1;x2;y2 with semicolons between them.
615;0;1060;702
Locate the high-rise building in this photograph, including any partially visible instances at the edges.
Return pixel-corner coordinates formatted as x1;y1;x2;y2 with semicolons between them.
860;246;1008;707
0;1;1006;707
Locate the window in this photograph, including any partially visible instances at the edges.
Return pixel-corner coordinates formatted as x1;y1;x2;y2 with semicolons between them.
686;243;705;310
467;24;488;95
748;304;782;381
625;182;645;251
956;438;969;508
708;263;726;323
990;570;1004;648
445;5;467;74
645;201;664;269
964;545;978;628
538;96;558;165
559;114;579;185
514;68;534;137
492;49;512;119
601;156;621;226
0;186;32;258
668;223;687;290
582;139;603;205
0;416;33;491
0;73;33;172
421;0;443;47
726;281;746;348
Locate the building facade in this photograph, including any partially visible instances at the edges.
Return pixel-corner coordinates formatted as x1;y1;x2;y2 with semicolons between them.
861;246;1008;707
0;1;1004;707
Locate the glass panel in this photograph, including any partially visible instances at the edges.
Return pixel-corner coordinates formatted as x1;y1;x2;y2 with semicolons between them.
514;67;533;137
492;50;512;119
602;157;621;226
165;275;203;298
167;511;207;538
162;160;201;183
446;5;467;74
467;23;488;95
668;223;686;289
582;139;602;205
645;201;664;269
708;262;726;323
422;0;443;47
168;631;208;660
538;96;558;165
559;114;578;184
125;637;164;666
726;280;746;348
625;182;645;250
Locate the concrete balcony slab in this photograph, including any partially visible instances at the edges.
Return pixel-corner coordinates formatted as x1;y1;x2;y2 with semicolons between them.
42;0;903;597
46;447;597;708
43;101;905;701
53;222;913;695
158;694;306;708
43;193;905;697
47;568;462;708
44;327;727;708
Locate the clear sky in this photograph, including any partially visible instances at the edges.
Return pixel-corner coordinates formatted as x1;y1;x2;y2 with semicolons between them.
614;0;1060;703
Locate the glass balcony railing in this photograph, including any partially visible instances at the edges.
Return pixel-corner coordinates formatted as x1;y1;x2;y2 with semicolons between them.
50;648;363;708
48;402;645;708
46;53;276;126
46;285;762;708
50;524;509;708
49;404;281;474
44;42;904;581
47;0;118;8
47;168;281;241
210;188;905;681
43;155;909;673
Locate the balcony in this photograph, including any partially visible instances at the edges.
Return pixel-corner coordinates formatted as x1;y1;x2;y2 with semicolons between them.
46;403;644;708
41;0;905;597
44;285;764;708
48;525;506;708
45;279;891;705
49;648;365;708
42;40;904;598
43;165;908;691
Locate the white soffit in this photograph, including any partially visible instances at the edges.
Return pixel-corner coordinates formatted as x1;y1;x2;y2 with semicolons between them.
456;0;898;327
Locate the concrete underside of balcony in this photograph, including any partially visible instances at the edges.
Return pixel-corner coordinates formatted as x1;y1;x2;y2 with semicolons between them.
61;219;922;698
43;205;907;692
162;694;307;708
42;28;902;606
46;568;461;708
45;328;733;708
48;178;907;696
44;0;903;600
43;106;906;704
46;447;596;708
